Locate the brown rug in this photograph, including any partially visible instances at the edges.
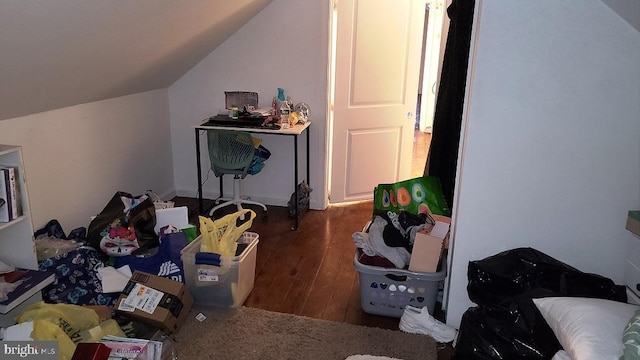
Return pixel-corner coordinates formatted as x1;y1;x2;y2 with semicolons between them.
173;306;437;360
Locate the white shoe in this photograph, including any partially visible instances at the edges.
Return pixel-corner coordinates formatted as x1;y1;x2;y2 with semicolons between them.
399;305;457;343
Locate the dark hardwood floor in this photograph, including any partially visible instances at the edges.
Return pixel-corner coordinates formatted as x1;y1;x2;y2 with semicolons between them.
172;197;453;360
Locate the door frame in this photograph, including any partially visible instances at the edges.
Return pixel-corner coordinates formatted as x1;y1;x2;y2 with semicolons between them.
326;0;447;204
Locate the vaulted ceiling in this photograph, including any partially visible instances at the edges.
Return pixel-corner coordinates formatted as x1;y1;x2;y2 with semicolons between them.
1;0;636;122
0;0;273;121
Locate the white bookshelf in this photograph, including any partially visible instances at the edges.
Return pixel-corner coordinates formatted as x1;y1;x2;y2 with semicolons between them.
0;145;37;270
0;145;44;322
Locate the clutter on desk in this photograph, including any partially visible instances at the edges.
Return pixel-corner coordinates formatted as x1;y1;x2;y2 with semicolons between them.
224;91;258;110
272;87;309;126
279;98;292;129
294;102;310;123
217;89;309;129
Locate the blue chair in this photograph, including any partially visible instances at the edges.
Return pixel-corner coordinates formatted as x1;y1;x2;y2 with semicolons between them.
206;130;267;218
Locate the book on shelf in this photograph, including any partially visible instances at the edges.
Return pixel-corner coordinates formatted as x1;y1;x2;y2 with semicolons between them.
0;169;11;222
0;269;55;314
0;166;20;220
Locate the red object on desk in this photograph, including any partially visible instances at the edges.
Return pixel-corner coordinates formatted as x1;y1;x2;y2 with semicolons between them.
71;343;112;360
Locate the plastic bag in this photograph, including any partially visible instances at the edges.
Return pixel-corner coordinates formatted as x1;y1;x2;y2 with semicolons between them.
198;209;255;256
373;176;450;217
467;247;626;307
17;302;125;360
455;305;560;360
115;226;188;283
35;237;82;261
16;301;100;339
17;302;98;360
454;247;627;360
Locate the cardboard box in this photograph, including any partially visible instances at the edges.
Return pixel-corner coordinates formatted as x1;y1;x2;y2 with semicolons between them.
116;271;193;333
408;217;450;273
83;305;114;322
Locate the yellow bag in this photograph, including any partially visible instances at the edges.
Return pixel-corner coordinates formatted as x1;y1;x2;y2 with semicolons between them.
16;301;99;339
15;302;125;360
31;319;76;360
199;209;255;256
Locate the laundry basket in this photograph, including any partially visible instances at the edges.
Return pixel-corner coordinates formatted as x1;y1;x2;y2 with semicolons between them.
354;251;447;317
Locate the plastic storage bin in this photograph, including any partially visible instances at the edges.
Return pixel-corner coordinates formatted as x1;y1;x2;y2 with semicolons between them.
354;252;447;317
180;232;259;309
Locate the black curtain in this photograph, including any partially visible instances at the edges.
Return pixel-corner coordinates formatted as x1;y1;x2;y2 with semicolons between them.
424;0;476;208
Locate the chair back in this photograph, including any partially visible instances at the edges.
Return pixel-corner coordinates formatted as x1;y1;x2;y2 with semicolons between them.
207;130;255;178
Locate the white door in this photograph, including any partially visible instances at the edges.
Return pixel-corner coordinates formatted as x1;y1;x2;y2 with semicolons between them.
330;0;426;203
420;1;446;132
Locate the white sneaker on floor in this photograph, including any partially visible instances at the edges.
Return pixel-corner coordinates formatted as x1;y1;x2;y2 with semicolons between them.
399;305;457;343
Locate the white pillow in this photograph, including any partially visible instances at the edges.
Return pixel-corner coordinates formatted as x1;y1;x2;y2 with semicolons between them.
533;297;640;360
551;350;572;360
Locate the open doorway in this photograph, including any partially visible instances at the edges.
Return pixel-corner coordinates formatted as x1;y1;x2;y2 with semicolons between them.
412;1;446;178
328;0;447;204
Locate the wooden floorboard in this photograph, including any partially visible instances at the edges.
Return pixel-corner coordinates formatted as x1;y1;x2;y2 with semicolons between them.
171;196;453;360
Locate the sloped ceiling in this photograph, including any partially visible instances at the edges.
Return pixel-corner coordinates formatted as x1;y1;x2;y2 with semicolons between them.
601;0;640;32
0;0;273;121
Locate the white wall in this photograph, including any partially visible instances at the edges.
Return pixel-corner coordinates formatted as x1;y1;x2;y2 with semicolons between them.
0;89;174;232
446;0;640;327
169;0;329;209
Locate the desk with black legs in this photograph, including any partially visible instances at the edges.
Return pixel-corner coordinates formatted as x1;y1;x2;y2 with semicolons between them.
194;120;311;230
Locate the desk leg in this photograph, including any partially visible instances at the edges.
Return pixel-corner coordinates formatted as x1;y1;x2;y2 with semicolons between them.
306;126;310;187
294;134;299;230
196;128;203;215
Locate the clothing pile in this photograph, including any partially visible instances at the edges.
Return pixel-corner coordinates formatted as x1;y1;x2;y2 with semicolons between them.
353;210;434;269
352;176;452;269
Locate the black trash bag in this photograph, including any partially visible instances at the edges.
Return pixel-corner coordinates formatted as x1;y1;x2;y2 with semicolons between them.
454;302;561;360
453;247;627;360
453;288;563;360
467;247;626;307
87;191;158;256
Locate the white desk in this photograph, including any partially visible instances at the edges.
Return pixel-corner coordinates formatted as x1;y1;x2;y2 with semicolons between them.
194;120;311;230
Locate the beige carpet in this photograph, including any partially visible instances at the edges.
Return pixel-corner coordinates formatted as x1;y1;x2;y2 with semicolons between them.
173;306;437;360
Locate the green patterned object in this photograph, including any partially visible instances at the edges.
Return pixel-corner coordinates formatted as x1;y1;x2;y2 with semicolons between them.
373;176;450;216
621;309;640;360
